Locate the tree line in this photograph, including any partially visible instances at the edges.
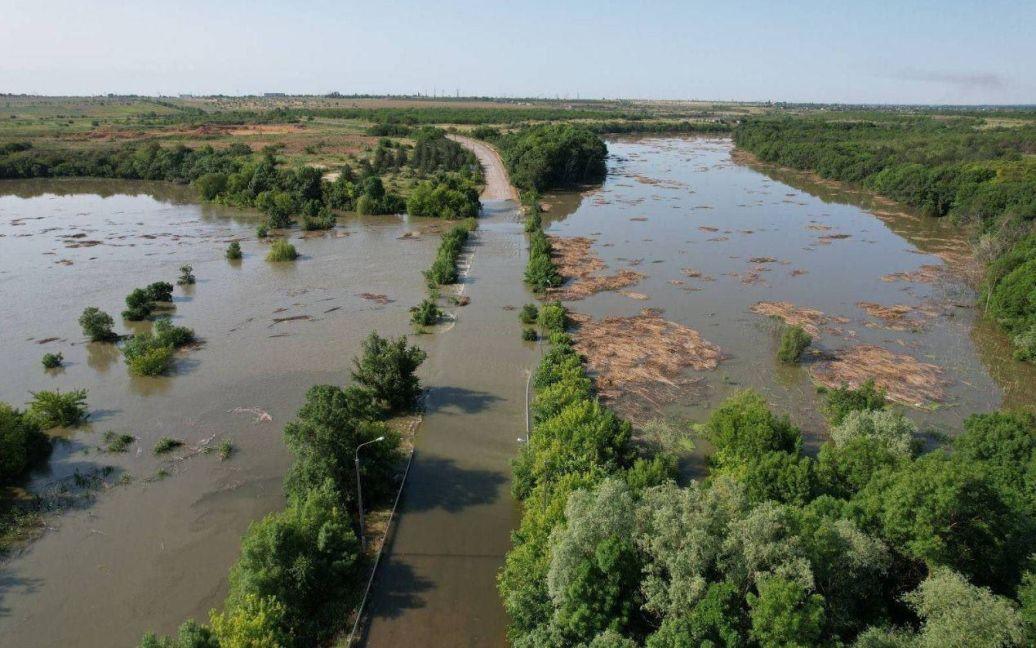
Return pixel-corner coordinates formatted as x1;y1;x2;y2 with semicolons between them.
501;303;1036;647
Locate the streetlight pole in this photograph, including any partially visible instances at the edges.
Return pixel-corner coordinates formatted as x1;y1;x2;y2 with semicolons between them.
355;436;385;551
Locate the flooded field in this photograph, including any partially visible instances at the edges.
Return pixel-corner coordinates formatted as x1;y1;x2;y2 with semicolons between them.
543;137;1036;444
0;180;443;646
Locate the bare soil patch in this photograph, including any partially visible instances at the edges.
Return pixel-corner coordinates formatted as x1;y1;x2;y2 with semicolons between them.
810;344;946;406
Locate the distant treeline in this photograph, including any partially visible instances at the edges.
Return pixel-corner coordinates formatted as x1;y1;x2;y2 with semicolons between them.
587;119;733;135
734;117;1036;361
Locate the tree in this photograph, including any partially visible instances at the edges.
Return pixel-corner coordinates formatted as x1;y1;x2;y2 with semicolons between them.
830;409;917;457
145;281;174;302
0;403;52;483
546;479;642;642
903;567;1025;648
226;480;362;646
747;576;825;648
138;620;218;648
195;172;228;201
821;381;886;426
123;287;154;320
777;325;812;364
210;594;287;648
351;332;427;413
79;306;117;341
706;390;802;468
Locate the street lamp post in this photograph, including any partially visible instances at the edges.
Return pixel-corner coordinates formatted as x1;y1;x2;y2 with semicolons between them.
355;436;385;551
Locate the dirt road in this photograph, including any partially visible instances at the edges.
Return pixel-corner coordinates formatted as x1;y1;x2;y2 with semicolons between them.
448;135;520;202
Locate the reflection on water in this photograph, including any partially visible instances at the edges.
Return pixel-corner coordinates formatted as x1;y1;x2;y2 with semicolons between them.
543;137;1034;445
0;179;440;646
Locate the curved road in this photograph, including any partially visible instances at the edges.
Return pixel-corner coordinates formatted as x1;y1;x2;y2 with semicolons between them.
448;135;520;203
359;140;530;646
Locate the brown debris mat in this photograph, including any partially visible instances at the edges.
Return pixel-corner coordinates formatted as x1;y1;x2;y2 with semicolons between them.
750;301;849;337
569;309;722;419
881;264;942;284
856;302;935;331
547;236;645;301
810;344;946;406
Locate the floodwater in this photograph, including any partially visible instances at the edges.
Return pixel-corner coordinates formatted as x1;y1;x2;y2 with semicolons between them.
0;179;443;646
543;137;1036;443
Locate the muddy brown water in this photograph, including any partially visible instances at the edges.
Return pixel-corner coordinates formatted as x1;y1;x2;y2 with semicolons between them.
542;137;1036;453
0;179;449;646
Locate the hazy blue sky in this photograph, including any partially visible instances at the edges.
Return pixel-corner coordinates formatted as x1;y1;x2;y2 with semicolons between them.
2;0;1033;104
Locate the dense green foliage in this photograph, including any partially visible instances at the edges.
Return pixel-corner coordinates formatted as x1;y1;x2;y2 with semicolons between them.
410;298;442;326
79;306;117;342
424;222;473;287
519;303;539;325
406;173;480;219
265;239;298;262
501;304;1036;647
777;324;812;364
122;287;156;321
523;199;562;292
735;117;1036;359
41;352;63;369
495;124;608;191
26;389;88;428
121;317;195;376
0;403;52;483
143;331;425;647
225;240;242;260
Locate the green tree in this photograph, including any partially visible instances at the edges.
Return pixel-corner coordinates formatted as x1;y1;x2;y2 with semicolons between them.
777;325;811;364
350;332;427;413
903;567;1025;648
79;306;117;341
747;576;825;648
0;403;52;483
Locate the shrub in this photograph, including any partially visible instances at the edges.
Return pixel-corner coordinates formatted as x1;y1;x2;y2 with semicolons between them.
138;620;218;648
195;172;228;201
423;224;471;286
226;240;242;260
79;306;117;341
154;437;184;455
103;431;136;453
209;594;287;648
122;287;154;321
301;208;335;231
225;481;362;645
776;325;811;364
522;327;538;341
822;380;887;425
519;303;539;325
0;403;52;483
177;265;196;286
410;299;442;326
41;352;63;369
705;390;801;468
266;239;298;262
154;317;195;347
26;388;88;428
145;281;174;302
256;224;268;238
830;409;917;457
406;175;480;219
218;441;233;461
125;342;175;376
351;332;427;413
1013;325;1036;362
539;301;567;333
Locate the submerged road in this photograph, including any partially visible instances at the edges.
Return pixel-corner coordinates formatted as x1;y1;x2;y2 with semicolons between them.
360;142;532;646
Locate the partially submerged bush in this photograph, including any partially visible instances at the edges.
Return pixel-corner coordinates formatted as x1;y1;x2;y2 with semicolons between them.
522;327;538;341
410;299;442;326
177;265;196;286
79;306;117;341
351;332;427;413
257;224;269;239
27;388;88;428
539;301;567;333
122;318;194;376
301;208;335;231
519;303;539;325
266;239;298;262
777;324;812;364
154;437;184;455
122;287;154;321
424;224;471;286
145;281;174;303
0;403;52;483
41;352;63;369
226;240;242;260
103;431;136;453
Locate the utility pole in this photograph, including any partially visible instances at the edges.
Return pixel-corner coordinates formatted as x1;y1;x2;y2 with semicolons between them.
355;436;385;550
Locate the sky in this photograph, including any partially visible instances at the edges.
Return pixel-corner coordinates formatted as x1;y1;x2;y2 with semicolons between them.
1;0;1033;105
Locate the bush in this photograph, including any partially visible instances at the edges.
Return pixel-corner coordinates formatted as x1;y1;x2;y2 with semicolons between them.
145;281;174;302
209;594;287;648
41;352;63;369
705;390;801;468
1013;325;1036;362
498;124;608;191
822;380;887;425
26;389;88;428
0;403;52;483
79;306;117;341
154;437;184;455
103;431;136;453
177;265;196;286
125;342;175;376
351;332;427;413
831;409;917;456
519;303;539;325
406;175;480;220
266;239;298;262
522;327;538;341
424;224;471;286
257;224;268;238
410;299;442;326
154;317;195;347
122;287;154;321
777;325;811;364
226;241;242;260
225;481;362;645
195;172;228;201
138;620;217;648
301;208;335;231
539;301;567;333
